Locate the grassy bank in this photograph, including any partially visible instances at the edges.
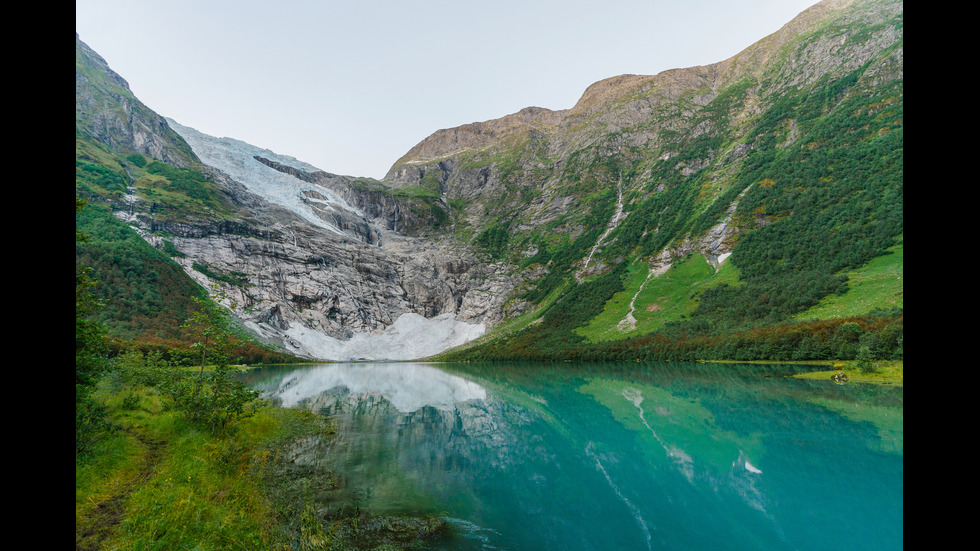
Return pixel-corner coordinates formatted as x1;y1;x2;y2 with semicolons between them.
75;378;449;550
700;358;904;386
792;359;904;386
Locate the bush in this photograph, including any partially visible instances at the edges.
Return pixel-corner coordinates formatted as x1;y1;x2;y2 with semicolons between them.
163;296;260;432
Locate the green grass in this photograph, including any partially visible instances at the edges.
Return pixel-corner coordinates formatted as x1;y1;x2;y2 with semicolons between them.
793;359;903;387
76;383;286;550
795;238;903;321
577;253;741;342
76;374;449;550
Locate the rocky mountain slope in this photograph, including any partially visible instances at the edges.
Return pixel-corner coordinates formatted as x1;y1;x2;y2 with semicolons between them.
75;0;903;362
77;36;519;360
386;0;901;274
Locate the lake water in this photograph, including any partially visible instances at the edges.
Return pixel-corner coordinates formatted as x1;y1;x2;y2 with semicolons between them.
242;361;903;550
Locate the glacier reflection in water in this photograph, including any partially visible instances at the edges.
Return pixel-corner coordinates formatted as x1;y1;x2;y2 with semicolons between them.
243;361;903;551
258;362;486;412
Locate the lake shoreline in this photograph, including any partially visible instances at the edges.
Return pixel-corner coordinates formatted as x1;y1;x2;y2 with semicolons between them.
701;358;904;386
245;358;905;386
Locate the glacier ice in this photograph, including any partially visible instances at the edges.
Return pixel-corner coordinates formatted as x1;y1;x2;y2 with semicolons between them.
166;118;363;235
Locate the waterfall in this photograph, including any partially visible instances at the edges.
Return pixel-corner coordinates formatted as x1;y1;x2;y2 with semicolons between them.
578;174;627;280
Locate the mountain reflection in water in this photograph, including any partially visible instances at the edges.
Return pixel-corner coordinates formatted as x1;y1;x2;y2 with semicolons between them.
241;361;903;551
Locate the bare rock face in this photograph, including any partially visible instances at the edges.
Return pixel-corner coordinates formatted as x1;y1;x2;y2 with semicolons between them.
136;122;520;360
76;34;197;168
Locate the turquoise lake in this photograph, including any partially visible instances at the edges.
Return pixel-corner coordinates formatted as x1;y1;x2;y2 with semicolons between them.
242;361;903;550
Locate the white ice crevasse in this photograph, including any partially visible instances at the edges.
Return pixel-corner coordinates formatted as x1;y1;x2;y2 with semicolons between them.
166;118;363;236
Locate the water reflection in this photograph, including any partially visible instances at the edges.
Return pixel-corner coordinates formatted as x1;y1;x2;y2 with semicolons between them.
245;361;902;551
253;362;487;412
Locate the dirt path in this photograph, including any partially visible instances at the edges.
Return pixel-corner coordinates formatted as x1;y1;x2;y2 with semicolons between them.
76;431;166;550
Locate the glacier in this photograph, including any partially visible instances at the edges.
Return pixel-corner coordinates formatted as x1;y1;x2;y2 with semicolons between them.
164;118;487;361
166;118;363;237
244;312;484;362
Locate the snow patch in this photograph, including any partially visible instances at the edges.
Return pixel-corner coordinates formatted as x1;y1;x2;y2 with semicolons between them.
273;312;485;361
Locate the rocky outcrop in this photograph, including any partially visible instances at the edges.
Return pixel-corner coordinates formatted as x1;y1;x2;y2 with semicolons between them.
75;35;198;168
134;122;521;360
144;214;517;359
380;0;902;256
384;106;566;182
253;156;451;237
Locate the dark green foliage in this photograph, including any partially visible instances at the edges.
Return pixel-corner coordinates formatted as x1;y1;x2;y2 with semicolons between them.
453;310;902;364
75;201;208;341
163;296;261;432
161;239;185;258
192;262;248;287
145;161;217;203
429;202;449;227
111;348;172;388
544;262;627;329
690;73;903;330
76;159;127;195
475;222;511;259
76;198;112;454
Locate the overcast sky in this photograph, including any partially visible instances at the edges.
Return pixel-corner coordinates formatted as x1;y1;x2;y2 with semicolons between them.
77;0;818;179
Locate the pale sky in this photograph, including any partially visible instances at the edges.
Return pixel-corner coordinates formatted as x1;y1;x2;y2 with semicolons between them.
76;0;818;179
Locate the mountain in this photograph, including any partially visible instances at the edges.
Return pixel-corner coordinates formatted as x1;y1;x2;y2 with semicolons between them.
77;34;517;360
75;0;902;363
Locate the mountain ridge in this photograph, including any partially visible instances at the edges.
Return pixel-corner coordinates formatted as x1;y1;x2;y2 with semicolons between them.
385;0;900;180
76;0;902;362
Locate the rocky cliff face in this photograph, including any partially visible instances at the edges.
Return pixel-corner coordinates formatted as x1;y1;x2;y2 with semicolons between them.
76;34;198;169
125;122;521;360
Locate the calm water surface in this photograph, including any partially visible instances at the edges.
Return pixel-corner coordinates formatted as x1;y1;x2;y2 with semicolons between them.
241;361;902;550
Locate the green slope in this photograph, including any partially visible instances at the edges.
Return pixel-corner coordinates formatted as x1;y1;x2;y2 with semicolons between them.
795;237;903;321
576;254;741;342
441;0;903;362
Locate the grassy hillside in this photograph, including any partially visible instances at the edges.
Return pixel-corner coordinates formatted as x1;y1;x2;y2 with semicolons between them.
438;0;904;363
576;254;742;342
795;237;903;320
